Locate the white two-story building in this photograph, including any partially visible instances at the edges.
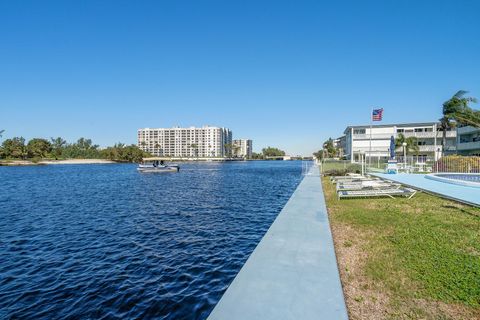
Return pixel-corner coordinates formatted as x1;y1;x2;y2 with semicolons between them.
344;122;456;163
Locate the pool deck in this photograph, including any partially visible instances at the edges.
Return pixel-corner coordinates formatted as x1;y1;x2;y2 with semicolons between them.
373;173;480;207
208;165;348;320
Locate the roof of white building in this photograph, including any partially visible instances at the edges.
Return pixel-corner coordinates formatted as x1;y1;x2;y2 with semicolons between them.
138;125;230;131
343;122;440;134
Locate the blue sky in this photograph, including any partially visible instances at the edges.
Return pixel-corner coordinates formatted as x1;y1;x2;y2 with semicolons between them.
1;0;479;155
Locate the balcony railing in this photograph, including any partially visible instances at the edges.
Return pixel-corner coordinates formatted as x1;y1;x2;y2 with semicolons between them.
351;145;454;153
352;133;393;139
456;141;480;151
353;131;456;140
457;126;480;135
417;145;437;152
403;131;456;138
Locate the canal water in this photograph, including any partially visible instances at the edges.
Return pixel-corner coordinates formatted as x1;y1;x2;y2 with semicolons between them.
0;161;302;319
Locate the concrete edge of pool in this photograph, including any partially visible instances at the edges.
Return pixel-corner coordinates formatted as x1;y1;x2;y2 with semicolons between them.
207;165;349;320
372;173;480;208
424;173;480;188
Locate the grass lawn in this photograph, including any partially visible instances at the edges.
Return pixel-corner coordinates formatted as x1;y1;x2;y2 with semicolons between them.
321;161;361;173
322;177;480;319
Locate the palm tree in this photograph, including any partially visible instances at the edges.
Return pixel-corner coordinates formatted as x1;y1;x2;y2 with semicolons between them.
313;150;323;160
440;91;479;153
190;144;199;158
50;137;67;160
395;133;419;160
439;115;455;153
455;108;480;128
442;90;479;128
323;138;336;158
154;143;161;156
224;143;233;157
232;145;241;158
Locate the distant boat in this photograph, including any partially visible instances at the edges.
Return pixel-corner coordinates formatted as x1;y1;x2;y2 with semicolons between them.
137;157;180;173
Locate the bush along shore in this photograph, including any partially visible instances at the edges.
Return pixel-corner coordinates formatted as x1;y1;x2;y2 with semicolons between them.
0;137;151;165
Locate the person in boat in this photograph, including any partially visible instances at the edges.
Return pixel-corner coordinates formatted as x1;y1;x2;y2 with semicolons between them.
160;160;165;166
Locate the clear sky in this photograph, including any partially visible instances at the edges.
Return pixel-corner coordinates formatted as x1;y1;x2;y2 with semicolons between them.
1;0;479;155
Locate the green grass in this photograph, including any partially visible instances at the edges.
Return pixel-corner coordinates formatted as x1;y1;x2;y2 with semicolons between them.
323;178;480;316
321;161;361;175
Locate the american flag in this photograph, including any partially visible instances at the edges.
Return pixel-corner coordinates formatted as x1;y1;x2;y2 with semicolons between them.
372;108;383;121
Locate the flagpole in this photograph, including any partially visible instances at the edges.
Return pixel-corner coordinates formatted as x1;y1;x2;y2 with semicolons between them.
369;107;372;169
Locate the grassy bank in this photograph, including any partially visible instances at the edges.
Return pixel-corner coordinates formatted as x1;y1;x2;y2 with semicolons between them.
322;177;480;319
321;161;361;175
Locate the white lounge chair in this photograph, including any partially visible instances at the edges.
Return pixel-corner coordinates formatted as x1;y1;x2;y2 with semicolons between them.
336;181;401;191
338;187;417;200
332;176;379;184
331;174;365;181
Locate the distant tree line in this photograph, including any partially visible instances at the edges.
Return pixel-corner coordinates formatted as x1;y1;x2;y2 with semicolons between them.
262;146;286;157
0;135;150;163
251;152;264;160
249;146;286;160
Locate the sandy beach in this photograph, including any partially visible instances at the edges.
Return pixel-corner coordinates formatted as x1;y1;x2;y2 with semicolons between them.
0;159;117;166
40;159;117;165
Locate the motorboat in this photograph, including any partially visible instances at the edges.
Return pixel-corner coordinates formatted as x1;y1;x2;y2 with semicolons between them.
137;157;180;173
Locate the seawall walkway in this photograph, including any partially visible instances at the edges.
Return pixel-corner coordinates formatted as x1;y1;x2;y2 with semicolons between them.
208;165;348;320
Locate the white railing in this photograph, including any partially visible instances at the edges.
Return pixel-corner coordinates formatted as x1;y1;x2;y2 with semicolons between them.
402;131;456;138
361;155;480;174
302;161;320;176
433;156;480;173
418;145;440;152
353;131;456;140
353;133;393;140
456;141;480;151
457;126;480;135
302;161;311;176
365;156;435;173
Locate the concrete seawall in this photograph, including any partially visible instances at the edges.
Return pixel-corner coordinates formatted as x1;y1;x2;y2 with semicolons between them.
208;165;348;320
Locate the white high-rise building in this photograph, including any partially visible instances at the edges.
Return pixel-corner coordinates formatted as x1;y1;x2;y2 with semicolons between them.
137;126;232;158
232;139;253;158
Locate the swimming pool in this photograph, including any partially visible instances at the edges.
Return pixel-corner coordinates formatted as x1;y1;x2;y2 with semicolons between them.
425;173;480;188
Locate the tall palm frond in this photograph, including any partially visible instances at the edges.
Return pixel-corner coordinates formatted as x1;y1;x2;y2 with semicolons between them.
443;90;479;128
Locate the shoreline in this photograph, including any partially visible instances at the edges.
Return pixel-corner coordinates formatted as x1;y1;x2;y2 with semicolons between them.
0;158;308;166
0;159;118;166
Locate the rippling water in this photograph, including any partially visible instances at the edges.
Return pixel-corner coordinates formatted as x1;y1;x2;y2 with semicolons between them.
0;161;302;319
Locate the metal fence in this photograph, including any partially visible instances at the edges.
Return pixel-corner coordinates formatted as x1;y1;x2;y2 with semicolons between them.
366;156;436;173
433;156;480;173
325;155;480;174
